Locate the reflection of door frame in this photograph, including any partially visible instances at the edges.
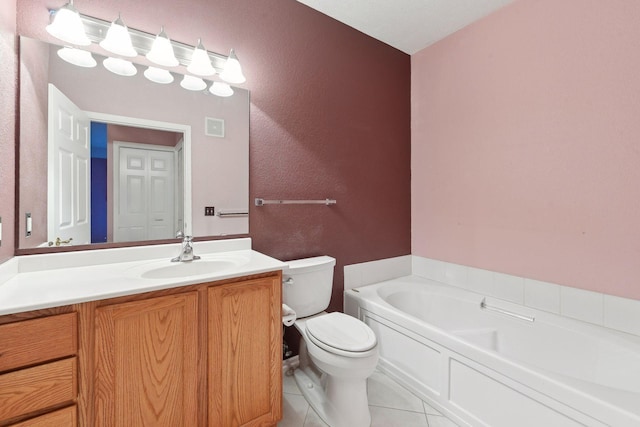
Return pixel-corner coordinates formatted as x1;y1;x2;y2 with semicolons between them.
85;112;192;237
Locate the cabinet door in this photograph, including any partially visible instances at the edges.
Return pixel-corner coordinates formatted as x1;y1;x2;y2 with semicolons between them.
208;276;282;427
94;292;198;427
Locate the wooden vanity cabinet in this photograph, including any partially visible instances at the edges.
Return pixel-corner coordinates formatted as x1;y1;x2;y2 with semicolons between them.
0;272;282;427
89;272;282;427
208;275;283;427
0;311;78;427
93;292;199;426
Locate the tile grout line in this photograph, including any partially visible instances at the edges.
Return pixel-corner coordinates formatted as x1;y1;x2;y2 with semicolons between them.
368;403;428;414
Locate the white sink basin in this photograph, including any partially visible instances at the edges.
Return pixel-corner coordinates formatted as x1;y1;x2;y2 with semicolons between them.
140;260;235;279
130;252;251;280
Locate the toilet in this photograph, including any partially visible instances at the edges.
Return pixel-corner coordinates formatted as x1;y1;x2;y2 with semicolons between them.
283;256;379;427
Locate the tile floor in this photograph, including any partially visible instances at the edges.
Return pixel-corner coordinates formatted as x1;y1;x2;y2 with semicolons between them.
279;368;460;427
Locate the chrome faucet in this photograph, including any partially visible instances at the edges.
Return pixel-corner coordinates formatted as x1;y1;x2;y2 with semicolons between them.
171;236;201;262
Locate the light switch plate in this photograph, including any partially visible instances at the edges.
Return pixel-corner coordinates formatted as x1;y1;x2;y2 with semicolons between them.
26;212;32;237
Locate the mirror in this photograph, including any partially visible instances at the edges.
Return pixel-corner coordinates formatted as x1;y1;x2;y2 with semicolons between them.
18;37;249;251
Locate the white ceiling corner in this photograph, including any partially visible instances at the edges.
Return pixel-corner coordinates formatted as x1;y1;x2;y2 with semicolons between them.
296;0;516;54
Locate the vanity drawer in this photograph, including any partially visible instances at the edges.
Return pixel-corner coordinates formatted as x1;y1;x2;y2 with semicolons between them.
8;406;77;427
0;358;77;422
0;313;77;372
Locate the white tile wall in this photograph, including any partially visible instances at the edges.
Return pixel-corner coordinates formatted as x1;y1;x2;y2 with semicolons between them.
524;279;561;314
343;255;412;291
444;262;468;289
344;255;640;337
343;264;363;290
603;295;640;336
492;272;524;304
560;286;604;325
411;256;445;282
466;267;493;295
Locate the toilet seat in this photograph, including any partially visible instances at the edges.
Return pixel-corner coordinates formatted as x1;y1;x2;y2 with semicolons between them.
305;312;377;357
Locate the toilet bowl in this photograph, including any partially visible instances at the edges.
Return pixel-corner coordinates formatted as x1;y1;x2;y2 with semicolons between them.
283;257;379;427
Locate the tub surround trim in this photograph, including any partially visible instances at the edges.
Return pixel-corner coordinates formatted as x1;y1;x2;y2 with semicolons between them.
344;255;640;337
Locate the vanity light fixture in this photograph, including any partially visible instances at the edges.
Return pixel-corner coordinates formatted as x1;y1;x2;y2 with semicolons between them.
99;13;137;57
103;57;137;76
219;49;246;84
209;81;234;97
146;26;179;67
57;47;97;68
144;66;174;84
45;0;90;46
187;39;216;77
46;4;248;95
180;75;207;91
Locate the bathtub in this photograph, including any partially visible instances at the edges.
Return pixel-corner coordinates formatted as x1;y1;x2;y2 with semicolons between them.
344;276;640;427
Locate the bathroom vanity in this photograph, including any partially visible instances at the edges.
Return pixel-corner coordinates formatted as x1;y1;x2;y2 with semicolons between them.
0;239;284;427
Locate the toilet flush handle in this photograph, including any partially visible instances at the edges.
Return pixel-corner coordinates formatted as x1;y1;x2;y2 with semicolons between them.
283;277;294;285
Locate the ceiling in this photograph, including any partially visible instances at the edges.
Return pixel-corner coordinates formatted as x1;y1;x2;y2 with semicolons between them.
297;0;516;55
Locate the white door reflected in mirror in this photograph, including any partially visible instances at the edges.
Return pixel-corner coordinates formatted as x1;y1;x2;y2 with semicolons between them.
114;144;178;242
48;84;91;245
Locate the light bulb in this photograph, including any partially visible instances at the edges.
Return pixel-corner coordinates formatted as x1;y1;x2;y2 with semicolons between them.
209;82;234;97
46;1;90;46
57;47;96;68
219;49;246;84
146;26;179;67
99;14;137;57
144;66;174;84
180;75;207;91
187;39;216;77
103;57;137;76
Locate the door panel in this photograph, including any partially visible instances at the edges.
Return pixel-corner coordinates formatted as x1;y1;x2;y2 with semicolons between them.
208;276;282;426
94;293;198;427
48;84;91;245
115;146;175;242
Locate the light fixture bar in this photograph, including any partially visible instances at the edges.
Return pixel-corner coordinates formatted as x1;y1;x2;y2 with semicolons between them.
64;12;229;74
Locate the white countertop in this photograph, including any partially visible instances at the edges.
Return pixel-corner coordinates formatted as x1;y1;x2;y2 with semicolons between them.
0;238;286;316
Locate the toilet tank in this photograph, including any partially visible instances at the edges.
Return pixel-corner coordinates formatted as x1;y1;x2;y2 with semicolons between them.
283;256;336;318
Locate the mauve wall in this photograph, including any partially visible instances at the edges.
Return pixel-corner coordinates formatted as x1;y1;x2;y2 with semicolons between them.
0;0;16;262
412;0;640;300
17;0;411;311
17;37;48;248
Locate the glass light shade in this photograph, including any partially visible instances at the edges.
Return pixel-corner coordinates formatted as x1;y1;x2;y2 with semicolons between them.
99;15;137;57
57;47;96;68
209;82;234;97
219;49;246;84
46;2;90;46
145;27;179;67
187;39;215;77
144;66;174;84
180;75;207;91
103;57;137;76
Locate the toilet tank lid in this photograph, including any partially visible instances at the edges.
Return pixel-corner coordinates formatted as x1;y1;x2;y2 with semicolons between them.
284;256;336;274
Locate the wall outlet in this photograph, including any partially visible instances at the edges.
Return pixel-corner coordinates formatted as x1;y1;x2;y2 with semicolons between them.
204;206;215;216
